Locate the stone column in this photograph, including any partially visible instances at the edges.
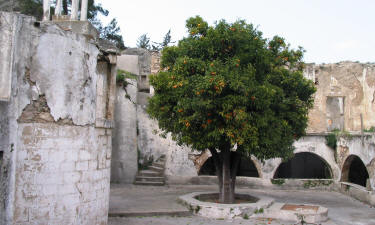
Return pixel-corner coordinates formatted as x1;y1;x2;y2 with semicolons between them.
55;0;62;16
80;0;88;21
71;0;79;20
43;0;50;21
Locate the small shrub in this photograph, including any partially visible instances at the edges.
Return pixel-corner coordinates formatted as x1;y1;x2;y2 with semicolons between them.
243;213;249;219
325;132;337;150
254;208;264;214
303;180;333;188
364;126;375;132
271;179;285;186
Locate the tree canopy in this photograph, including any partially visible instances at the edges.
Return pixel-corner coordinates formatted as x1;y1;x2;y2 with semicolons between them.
136;33;151;49
148;16;316;203
148;16;315;162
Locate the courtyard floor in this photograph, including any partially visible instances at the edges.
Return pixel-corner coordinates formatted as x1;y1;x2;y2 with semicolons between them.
108;184;375;225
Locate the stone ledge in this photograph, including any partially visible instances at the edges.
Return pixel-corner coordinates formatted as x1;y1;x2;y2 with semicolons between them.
49;20;99;40
257;202;328;224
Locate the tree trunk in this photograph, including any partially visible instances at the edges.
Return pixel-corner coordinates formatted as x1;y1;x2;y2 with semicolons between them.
230;151;241;197
221;148;233;203
210;145;241;204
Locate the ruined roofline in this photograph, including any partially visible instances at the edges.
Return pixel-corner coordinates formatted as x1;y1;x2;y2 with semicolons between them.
305;61;375;66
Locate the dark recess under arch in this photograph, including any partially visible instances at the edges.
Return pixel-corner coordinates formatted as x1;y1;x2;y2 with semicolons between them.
274;152;332;179
341;155;369;187
198;155;259;177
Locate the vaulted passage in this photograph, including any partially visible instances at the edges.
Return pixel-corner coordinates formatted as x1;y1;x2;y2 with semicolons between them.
198;155;259;177
274;152;332;179
341;155;369;187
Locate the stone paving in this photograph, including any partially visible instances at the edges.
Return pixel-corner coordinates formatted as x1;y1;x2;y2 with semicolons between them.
108;184;375;225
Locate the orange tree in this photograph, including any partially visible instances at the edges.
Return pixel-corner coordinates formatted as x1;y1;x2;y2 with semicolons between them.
147;16;316;203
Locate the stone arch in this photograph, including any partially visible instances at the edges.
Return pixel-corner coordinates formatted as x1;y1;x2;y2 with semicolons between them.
198;154;261;178
273;152;333;179
368;158;375;190
341;155;370;188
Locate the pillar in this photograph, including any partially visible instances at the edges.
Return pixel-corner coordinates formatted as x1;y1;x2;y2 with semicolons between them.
80;0;88;21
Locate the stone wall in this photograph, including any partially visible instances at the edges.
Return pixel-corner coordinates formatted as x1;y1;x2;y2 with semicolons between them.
0;12;116;225
111;80;138;183
304;62;375;133
0;0;19;11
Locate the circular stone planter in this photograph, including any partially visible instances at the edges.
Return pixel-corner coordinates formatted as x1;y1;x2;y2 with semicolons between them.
178;192;274;219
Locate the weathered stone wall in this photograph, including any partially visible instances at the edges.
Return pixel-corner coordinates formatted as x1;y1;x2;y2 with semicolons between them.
113;49;197;182
0;0;19;11
15;124;112;225
111;80;138;183
304;62;375;133
0;12;116;225
120;48;151;92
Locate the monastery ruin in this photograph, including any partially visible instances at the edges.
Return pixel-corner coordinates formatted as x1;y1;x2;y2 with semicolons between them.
0;5;374;225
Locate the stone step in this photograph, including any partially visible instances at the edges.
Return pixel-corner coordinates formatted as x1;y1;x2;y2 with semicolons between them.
137;170;162;177
134;181;165;186
153;162;165;167
156;157;166;162
135;176;165;182
149;165;164;173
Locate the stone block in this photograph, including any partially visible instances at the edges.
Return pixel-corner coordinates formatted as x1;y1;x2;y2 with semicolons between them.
76;161;89;171
43;184;59;196
79;150;92;161
63;172;82;183
60;161;76;172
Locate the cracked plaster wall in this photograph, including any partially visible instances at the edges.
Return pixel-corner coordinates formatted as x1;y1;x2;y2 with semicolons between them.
0;12;114;225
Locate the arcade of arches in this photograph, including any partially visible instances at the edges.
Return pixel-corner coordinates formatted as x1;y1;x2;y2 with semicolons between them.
199;152;372;190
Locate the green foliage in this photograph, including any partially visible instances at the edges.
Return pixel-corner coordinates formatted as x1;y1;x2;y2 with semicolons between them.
243;213;249;219
325;132;337;150
118;69;137;80
18;0;43;20
99;18;125;50
117;69;138;88
254;208;264;214
303;180;333;189
325;128;352;150
194;205;201;213
137;33;151;49
271;179;285;186
152;29;175;51
364;126;375;132
147;16;316;161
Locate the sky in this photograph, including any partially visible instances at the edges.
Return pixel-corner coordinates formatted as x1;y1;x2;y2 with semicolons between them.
96;0;375;64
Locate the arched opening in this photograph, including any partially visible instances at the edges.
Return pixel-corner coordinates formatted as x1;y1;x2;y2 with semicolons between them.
274;152;332;179
341;155;369;187
198;155;259;177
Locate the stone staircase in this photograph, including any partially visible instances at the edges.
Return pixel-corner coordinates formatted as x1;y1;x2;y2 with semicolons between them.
134;155;166;186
